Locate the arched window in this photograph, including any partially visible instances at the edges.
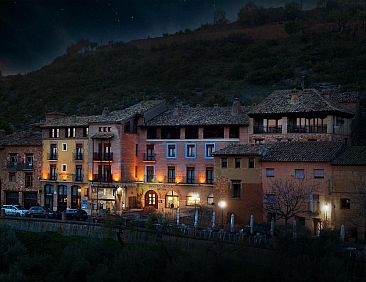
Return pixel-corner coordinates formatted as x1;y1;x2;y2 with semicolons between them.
165;191;179;208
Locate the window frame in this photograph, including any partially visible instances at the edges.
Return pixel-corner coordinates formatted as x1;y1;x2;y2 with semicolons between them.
294;169;305;179
166;143;177;159
185;143;196;159
266;168;275;177
313;169;325;179
204;143;216;159
235;158;241;169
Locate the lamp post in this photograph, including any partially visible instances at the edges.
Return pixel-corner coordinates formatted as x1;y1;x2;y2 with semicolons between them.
192;192;199;228
218;200;226;229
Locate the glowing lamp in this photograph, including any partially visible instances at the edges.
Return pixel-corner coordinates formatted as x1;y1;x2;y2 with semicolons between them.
218;200;226;209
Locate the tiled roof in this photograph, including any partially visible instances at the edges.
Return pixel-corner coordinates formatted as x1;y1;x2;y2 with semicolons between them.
0;131;42;146
214;144;265;156
40;100;165;127
248;89;354;116
261;141;344;162
331;146;366;165
145;105;250;127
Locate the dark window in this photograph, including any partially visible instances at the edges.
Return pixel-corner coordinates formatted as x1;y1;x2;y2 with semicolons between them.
340;198;351;209
50;164;57;180
232;181;241;198
206;167;214;184
25;173;33;187
168;167;176;183
229;126;240;138
248;158;255;168
135;144;138;157
294;169;305;179
296;216;306;226
235;158;241;168
83;127;88;137
186;167;195;184
313;169;324;179
161;127;180;139
266;168;275;177
221;158;228;168
75;165;83;181
135;166;138;178
203;126;224;138
9;172;16;182
147;128;157;139
124;121;131;132
185;127;199;139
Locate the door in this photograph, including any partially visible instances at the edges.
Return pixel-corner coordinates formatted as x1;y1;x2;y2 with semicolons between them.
145;190;158;209
6;192;19;205
44;185;54;209
23;192;37;209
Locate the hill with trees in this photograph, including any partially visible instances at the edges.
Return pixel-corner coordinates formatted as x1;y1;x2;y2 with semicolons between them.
0;1;365;132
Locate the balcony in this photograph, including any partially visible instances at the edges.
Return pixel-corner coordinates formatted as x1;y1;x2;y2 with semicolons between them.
75;175;84;182
7;162;33;170
93;152;113;161
287;125;327;134
143;153;156;161
92;174;113;182
48;153;58;160
48;173;58;181
74;152;83;161
144;174;156;183
253;125;282;134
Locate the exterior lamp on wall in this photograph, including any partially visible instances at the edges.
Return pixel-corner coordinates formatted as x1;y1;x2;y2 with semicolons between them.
323;203;330;221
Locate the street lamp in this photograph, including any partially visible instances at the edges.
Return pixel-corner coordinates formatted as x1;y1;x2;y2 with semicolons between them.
192;193;199;227
218;200;226;228
323;203;330;221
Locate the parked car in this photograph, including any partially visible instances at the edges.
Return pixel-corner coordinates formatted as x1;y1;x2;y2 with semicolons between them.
1;205;28;217
26;206;48;218
43;207;62;219
65;208;88;221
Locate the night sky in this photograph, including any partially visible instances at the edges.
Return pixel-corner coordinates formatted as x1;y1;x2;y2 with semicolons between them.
0;0;316;75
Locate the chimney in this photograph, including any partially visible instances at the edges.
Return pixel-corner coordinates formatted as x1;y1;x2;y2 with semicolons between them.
231;98;243;116
102;107;110;116
290;89;299;105
45;112;66;122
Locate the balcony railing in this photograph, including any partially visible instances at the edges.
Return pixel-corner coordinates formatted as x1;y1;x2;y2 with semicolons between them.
287;125;327;134
74;152;83;160
92;174;112;182
144;174;156;183
144;153;156;161
93;152;113;161
48;173;57;181
75;175;83;182
253;125;282;134
7;162;33;170
48;153;58;160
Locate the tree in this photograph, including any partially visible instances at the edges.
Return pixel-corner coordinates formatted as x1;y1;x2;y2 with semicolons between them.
214;10;229;25
264;179;314;231
328;8;350;32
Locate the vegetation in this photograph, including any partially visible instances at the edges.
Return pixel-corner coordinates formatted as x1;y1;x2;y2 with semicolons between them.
0;2;365;132
0;229;361;282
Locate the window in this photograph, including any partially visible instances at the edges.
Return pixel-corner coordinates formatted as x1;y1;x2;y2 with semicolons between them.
147;128;157;139
135;166;138;178
207;194;214;205
340;198;351;209
167;143;177;158
62;143;67;151
221;158;228;168
206;167;214;184
75;165;83;181
235;158;241;168
83;127;88;137
165;191;179;208
313;169;324;179
161;127;180;139
294;169;305;179
185;143;196;158
146;144;155;161
232;180;241;198
135;144;138;157
66;127;76;138
9;153;17;164
168;167;176;183
186;192;200;206
185;127;198;139
25;173;33;187
61;164;67;172
50;164;57;180
205;143;215;158
25;154;34;166
9;172;16;182
309;193;320;213
229;126;240;138
50;128;59;138
255;139;264;144
266;168;275;177
186;167;195;184
145;166;155;182
203;126;224;138
248;158;255;168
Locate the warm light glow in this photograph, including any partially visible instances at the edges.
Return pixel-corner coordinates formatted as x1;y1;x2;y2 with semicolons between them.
323;203;330;213
42;172;48;180
176;176;182;184
191;192;200;202
88;174;93;181
218;200;226;209
199;175;206;183
113;175;120;182
157;175;164;183
61;174;67;181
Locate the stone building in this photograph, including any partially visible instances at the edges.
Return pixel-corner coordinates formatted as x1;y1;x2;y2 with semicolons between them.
0;131;42;208
247;89;357;144
331;146;366;241
213;144;264;226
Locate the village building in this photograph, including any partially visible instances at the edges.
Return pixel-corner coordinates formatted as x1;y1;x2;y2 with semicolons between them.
247;89;358;144
213;144;264;226
130;99;249;215
0;131;42;208
331;146;366;241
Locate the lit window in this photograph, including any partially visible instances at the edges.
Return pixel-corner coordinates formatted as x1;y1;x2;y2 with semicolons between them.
205;143;215;158
165;191;179;208
207;194;214;205
185;143;196;158
186;192;200;206
167;143;177;158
